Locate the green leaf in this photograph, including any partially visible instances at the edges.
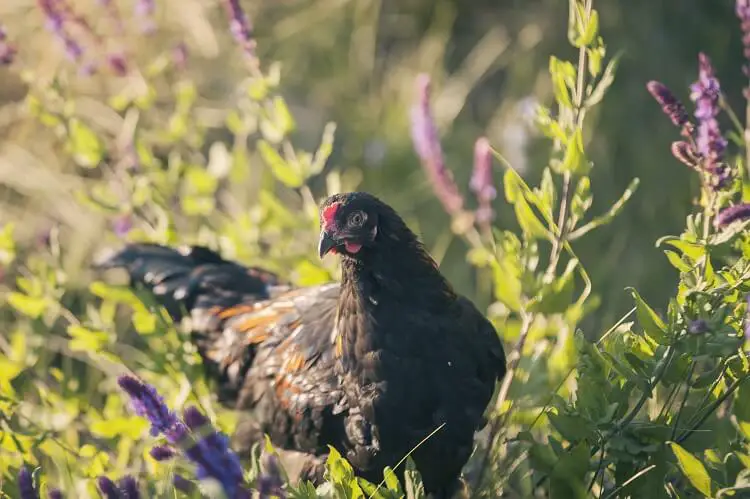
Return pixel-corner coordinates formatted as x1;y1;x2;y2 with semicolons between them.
585;53;621;108
548;411;591;441
569;178;639;240
550;56;575;109
258;140;304;188
67;119;104;168
294;260;331;287
0;223;16;265
90;417;148;439
559;128;590;176
504;169;552;239
627;288;669;344
574;8;599;47
311;122;336;176
570;177;592;221
656;237;705;262
7;293;48;319
67;325;111;353
669;441;713;497
663;250;693;273
132;307;156;335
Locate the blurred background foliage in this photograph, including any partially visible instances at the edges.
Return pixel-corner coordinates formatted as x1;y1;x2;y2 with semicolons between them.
0;0;745;331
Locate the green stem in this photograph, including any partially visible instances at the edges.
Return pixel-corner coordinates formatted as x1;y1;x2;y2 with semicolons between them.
677;374;750;445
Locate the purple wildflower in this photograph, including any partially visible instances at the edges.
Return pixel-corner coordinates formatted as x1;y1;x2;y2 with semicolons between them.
183;405;209;430
112;214;133;239
257;452;285;498
646;81;692;133
107;52;128;76
117;376;249;498
224;0;257;60
18;467;39;499
47;489;63;499
0;24;16;65
689;53;728;171
670;141;701;170
37;0;85;63
469;137;496;226
96;476;121;499
688;319;709;334
117;375;183;439
714;203;750;227
173;42;188;71
737;0;750;76
134;0;155;34
410;73;465;216
119;475;140;499
181;406;247;499
172;475;195;494
150;445;177;461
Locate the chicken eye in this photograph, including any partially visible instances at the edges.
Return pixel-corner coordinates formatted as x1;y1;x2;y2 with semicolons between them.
348;211;366;227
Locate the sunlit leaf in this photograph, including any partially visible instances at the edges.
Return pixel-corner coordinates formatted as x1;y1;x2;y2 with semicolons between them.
669;441;713;497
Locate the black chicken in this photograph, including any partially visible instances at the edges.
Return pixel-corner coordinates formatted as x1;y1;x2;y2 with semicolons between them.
97;192;506;497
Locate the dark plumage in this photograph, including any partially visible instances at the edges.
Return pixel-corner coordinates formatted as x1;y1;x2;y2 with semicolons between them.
96;192;506;497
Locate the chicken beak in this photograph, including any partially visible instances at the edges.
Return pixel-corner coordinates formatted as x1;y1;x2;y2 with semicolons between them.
318;230;337;258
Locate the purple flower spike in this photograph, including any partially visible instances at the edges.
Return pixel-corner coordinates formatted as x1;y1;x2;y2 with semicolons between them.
47;489;63;499
224;0;257;60
150;444;177;461
172;475;195;493
737;0;750;75
117;375;183;439
470;137;496;226
112;215;133;239
96;476;121;499
117;377;249;498
183;405;210;430
118;475;140;499
182;406;246;499
715;203;750;227
647;81;692;132
0;25;16;65
690;53;727;171
134;0;156;34
257;452;285;498
410;73;465;216
18;467;39;499
688;319;709;334
37;0;86;63
670;141;701;170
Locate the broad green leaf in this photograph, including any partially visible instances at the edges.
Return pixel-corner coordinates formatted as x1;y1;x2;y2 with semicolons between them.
627;288;669;345
664;250;692;273
656;237;705;262
669;441;713;497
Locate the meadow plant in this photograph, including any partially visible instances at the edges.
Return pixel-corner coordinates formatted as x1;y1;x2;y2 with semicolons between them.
3;0;750;497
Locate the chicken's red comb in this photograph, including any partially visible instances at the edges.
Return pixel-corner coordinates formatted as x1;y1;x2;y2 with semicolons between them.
322;202;340;227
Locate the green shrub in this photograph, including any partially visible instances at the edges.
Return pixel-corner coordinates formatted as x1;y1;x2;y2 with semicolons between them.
2;0;750;497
